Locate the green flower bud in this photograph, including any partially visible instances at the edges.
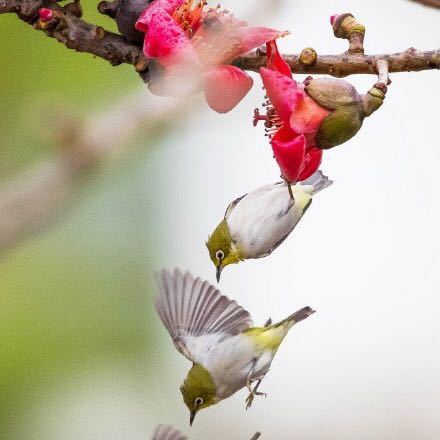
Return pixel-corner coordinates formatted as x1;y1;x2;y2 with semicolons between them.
305;78;361;109
305;78;385;149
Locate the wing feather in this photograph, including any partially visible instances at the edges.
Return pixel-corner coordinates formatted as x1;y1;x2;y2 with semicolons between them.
155;269;253;361
151;425;186;440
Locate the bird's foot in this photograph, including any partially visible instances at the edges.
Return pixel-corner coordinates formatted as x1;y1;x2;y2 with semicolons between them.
245;392;254;409
245;380;267;410
245;389;267;410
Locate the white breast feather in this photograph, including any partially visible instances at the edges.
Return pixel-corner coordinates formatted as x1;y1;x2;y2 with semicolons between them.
204;335;275;399
227;183;311;258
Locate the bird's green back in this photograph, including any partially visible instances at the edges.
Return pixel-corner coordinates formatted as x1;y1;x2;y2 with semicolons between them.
242;321;291;351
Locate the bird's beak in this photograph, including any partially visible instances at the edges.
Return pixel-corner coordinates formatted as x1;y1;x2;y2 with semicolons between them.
189;410;196;426
216;265;222;283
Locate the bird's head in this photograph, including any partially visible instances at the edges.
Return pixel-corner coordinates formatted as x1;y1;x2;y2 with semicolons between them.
181;364;218;426
206;219;243;281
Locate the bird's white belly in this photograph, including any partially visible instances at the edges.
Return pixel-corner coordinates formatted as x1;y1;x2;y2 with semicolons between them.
206;336;274;399
233;207;302;259
227;184;308;259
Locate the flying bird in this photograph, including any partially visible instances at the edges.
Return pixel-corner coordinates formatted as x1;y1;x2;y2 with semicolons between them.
155;269;315;425
152;425;187;440
151;424;261;439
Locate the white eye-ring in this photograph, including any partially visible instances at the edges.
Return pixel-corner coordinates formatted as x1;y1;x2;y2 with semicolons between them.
194;397;204;406
215;250;224;261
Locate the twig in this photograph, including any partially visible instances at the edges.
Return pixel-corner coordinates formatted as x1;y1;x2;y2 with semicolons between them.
0;93;191;255
235;48;440;77
1;0;439;77
250;433;262;440
0;0;143;66
409;0;440;8
376;59;390;87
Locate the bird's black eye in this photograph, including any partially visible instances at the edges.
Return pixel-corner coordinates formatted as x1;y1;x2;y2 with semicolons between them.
194;397;204;406
215;250;224;261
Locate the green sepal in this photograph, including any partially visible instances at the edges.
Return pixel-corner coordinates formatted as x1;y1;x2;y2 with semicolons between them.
361;87;385;117
315;104;364;149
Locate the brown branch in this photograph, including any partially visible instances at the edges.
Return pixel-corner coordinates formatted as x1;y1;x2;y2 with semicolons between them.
409;0;440;8
0;93;193;255
234;48;440;77
0;0;143;67
1;0;439;77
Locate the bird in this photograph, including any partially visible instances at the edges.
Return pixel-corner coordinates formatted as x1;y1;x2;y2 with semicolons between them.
206;170;333;281
151;424;261;440
155;269;315;425
152;425;187;440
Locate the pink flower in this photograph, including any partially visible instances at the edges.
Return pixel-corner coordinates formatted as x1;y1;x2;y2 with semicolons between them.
135;0;288;113
254;41;330;182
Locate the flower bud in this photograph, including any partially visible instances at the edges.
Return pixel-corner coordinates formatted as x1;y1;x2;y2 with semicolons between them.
305;77;384;149
39;8;54;22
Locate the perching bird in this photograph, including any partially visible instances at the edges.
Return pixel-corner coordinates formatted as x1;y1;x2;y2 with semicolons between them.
151;425;261;440
206;170;333;281
155;269;315;425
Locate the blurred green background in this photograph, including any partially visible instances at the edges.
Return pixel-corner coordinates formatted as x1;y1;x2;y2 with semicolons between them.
1;3;160;438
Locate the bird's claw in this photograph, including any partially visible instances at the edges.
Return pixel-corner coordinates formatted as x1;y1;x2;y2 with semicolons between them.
245;390;267;409
245;381;267;409
245;392;254;409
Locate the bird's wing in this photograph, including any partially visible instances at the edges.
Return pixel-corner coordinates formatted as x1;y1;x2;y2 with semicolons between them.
151;425;187;440
224;193;247;219
155;269;254;362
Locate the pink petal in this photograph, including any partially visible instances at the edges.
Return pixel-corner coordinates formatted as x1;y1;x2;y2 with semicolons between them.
298;147;322;181
266;40;291;77
135;0;185;32
290;93;331;134
232;27;289;60
260;67;304;124
143;9;199;67
203;66;253;113
271;128;306;182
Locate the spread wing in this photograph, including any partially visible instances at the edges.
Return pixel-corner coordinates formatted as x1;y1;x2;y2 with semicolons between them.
155;269;253;362
151;425;186;440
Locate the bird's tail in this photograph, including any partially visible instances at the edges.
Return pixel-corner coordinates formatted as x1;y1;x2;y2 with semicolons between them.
256;307;315;350
276;306;316;330
301;170;333;195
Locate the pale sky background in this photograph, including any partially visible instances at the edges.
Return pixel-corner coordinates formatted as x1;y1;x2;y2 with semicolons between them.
24;0;440;439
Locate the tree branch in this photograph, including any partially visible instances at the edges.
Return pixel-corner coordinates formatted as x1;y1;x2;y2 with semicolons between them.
234;48;440;77
0;0;144;67
409;0;440;8
0;93;192;255
1;0;439;77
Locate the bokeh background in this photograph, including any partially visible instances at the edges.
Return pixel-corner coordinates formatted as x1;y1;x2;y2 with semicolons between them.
1;0;439;439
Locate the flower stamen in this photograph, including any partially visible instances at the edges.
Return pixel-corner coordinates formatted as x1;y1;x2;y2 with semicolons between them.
253;103;284;138
172;0;208;36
